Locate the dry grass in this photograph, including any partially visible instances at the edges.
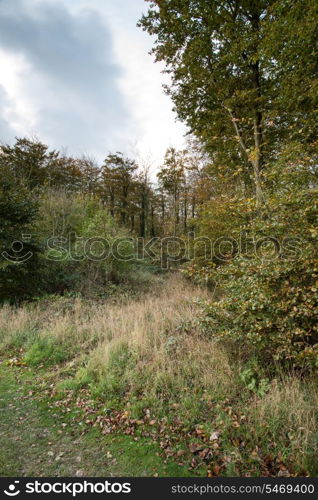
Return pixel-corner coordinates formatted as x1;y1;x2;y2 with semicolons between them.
248;376;318;468
0;305;39;348
1;274;317;474
0;274;233;397
72;274;234;399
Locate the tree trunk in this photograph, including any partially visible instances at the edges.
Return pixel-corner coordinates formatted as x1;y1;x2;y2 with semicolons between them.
252;115;263;206
250;12;264;206
184;194;188;232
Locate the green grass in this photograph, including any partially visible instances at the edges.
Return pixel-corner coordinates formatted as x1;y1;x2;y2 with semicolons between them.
0;362;192;477
24;337;72;367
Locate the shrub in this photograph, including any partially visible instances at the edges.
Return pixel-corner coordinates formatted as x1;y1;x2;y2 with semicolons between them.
0;174;43;303
200;187;318;369
35;190;138;297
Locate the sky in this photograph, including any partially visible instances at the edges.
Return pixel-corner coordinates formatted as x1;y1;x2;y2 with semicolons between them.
0;0;186;169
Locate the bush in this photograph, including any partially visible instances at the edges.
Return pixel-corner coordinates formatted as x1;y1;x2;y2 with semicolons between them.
0;174;43;303
200;186;318;369
35;190;138;297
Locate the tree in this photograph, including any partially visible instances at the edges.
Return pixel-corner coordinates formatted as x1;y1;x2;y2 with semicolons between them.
134;167;151;238
101;153;138;225
139;0;318;204
0;137;59;189
76;156;101;195
46;156;84;191
263;0;318;147
0;167;41;302
157;147;186;234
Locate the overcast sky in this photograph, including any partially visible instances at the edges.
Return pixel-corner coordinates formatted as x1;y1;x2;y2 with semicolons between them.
0;0;186;169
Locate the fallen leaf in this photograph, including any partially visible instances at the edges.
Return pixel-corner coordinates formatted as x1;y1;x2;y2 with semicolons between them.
209;432;220;441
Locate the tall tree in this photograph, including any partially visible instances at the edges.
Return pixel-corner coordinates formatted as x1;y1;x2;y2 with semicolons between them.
134;167;152;238
157;148;186;234
76;156;100;195
101;153;138;225
0;138;59;189
139;0;317;204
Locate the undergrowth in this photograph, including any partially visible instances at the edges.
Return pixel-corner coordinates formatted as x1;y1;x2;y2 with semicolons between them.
0;274;317;476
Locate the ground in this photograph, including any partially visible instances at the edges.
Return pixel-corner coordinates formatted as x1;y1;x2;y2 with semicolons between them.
0;362;190;477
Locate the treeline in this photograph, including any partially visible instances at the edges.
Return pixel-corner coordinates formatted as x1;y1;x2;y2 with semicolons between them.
0;135;211;302
0;137;215;239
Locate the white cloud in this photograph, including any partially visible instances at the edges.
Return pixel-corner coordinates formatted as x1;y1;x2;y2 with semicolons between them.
0;50;38;136
100;0;186;166
0;0;186;170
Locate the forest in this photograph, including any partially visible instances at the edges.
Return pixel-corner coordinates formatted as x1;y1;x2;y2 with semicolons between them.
0;0;317;478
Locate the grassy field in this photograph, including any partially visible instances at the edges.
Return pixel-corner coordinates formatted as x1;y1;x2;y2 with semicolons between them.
0;275;317;477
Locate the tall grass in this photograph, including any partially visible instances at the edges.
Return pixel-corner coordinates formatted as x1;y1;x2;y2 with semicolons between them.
0;274;317;475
